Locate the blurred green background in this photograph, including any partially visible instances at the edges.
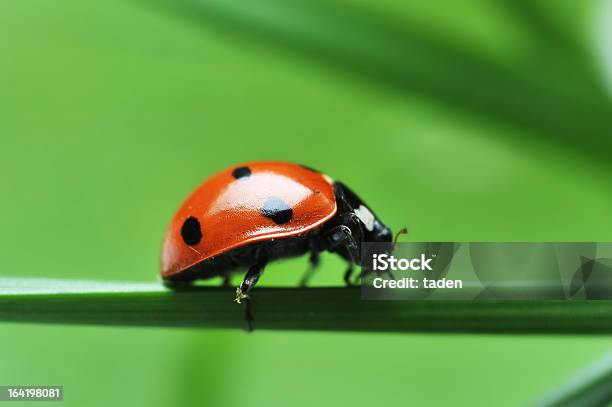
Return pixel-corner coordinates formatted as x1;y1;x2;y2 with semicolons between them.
2;0;612;405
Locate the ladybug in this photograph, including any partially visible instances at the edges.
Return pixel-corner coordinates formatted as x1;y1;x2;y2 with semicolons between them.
161;161;394;329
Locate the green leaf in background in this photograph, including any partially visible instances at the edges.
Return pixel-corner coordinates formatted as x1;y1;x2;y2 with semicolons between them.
534;352;612;407
150;0;612;162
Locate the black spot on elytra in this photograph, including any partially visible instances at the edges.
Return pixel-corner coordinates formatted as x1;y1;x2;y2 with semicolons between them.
261;197;293;224
181;216;202;246
299;164;320;173
232;166;251;179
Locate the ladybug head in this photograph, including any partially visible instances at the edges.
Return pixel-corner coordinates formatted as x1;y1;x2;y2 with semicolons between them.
333;182;392;244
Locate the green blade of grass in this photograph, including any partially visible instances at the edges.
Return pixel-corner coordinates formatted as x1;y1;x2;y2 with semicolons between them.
4;278;612;333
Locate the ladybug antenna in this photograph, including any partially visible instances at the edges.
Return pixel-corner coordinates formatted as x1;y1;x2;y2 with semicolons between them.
393;227;408;244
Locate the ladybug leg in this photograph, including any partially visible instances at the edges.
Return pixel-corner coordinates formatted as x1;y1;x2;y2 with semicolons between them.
243;298;255;332
221;272;231;288
235;262;266;331
343;263;355;286
235;263;265;304
298;251;321;287
324;224;361;286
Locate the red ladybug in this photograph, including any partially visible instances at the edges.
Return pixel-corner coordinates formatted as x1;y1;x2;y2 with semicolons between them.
161;161;392;328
